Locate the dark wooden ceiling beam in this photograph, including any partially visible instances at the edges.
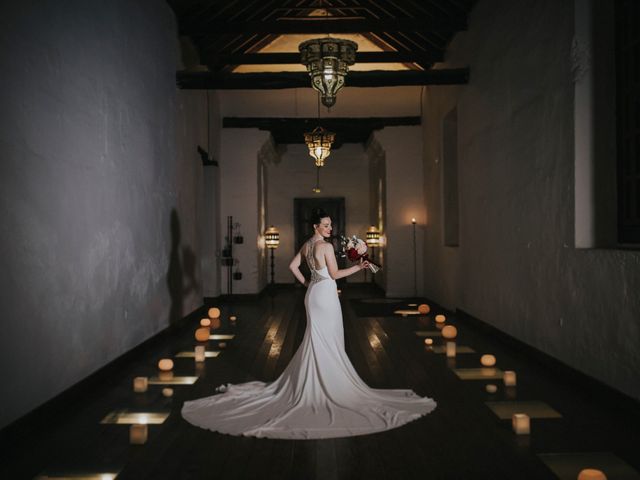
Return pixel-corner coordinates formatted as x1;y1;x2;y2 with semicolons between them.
181;17;467;35
222;116;422;144
205;51;444;66
177;68;469;89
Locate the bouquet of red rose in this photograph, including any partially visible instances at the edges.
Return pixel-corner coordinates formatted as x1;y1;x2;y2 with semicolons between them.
340;235;381;273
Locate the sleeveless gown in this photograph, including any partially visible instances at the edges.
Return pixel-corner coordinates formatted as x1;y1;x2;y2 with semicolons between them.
181;240;437;439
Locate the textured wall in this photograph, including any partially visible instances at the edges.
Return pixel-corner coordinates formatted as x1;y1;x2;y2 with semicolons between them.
421;0;640;399
219;129;272;294
373;127;425;298
0;0;206;428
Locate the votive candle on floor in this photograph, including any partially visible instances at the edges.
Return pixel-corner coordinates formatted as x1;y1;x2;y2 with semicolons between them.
485;384;498;393
229;316;237;322
503;370;517;386
200;318;211;327
424;338;433;346
512;413;530;435
195;345;206;362
435;314;446;323
133;377;148;393
162;388;174;397
480;354;496;367
446;341;456;357
578;469;607;480
130;424;148;444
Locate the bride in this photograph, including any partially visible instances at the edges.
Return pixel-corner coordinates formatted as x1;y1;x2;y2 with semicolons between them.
181;208;436;439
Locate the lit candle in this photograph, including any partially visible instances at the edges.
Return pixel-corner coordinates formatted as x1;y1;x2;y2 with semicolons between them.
229;316;237;322
503;370;517;386
446;341;456;357
485;384;497;393
158;359;174;371
512;413;530;435
195;345;206;362
133;377;148;393
435;314;446;323
418;304;430;314
411;218;416;224
442;325;457;339
130;424;148;444
208;307;221;318
219;342;227;349
162;388;174;397
480;354;496;367
424;338;433;346
577;469;607;480
200;318;211;327
195;327;210;342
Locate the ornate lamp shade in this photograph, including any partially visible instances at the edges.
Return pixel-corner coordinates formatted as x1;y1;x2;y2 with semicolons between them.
299;37;358;107
366;225;381;246
304;126;335;166
265;226;280;249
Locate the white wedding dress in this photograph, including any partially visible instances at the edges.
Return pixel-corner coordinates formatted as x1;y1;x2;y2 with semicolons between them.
181;239;436;439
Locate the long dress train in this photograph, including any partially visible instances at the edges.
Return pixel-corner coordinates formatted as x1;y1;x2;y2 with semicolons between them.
181;240;437;439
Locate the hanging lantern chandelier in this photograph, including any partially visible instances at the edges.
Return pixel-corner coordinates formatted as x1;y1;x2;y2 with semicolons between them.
299;37;358;108
304;125;335;167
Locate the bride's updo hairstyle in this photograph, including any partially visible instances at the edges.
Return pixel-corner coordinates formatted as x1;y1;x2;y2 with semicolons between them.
311;208;329;227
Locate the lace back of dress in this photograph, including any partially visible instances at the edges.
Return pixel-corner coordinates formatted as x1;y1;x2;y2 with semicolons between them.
306;240;325;284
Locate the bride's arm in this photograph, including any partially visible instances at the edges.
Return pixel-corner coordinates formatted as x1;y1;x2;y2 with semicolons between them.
322;243;367;280
288;249;308;286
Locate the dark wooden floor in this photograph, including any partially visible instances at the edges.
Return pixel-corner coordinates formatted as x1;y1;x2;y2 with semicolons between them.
1;284;639;480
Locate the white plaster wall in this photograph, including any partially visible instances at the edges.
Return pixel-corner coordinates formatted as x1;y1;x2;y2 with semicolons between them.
220;129;271;294
0;0;206;428
219;86;423;118
373;127;425;297
422;0;640;400
267;144;370;284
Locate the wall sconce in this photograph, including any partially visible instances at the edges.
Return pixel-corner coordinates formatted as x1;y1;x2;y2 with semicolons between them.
265;225;280;284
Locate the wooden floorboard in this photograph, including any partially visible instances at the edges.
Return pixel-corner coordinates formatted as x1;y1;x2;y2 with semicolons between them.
1;284;639;480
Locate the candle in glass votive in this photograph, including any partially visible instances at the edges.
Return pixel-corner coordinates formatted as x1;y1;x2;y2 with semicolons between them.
195;345;206;362
208;307;221;319
512;413;530;435
424;338;433;346
229;316;237;322
435;314;446;323
158;359;174;371
162;388;174;397
577;469;607;480
446;341;456;357
219;342;227;349
200;318;211;327
442;325;458;339
485;384;498;393
130;424;148;444
418;304;430;314
133;377;148;393
480;354;496;367
503;370;517;386
195;327;210;342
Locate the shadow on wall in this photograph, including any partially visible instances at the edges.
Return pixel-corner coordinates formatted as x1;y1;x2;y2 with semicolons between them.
167;209;200;327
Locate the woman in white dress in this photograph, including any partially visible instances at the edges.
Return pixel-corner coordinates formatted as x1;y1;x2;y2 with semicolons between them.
181;209;436;439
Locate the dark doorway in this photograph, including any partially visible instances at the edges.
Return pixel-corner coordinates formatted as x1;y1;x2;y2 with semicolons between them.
294;197;346;281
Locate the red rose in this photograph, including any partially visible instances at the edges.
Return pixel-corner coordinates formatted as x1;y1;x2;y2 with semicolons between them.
347;248;360;262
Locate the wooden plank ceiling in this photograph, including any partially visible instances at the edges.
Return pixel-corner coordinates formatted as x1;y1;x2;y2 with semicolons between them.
169;0;476;89
168;0;476;145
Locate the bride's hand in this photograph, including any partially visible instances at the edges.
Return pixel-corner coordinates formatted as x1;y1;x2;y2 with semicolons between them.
359;260;370;270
